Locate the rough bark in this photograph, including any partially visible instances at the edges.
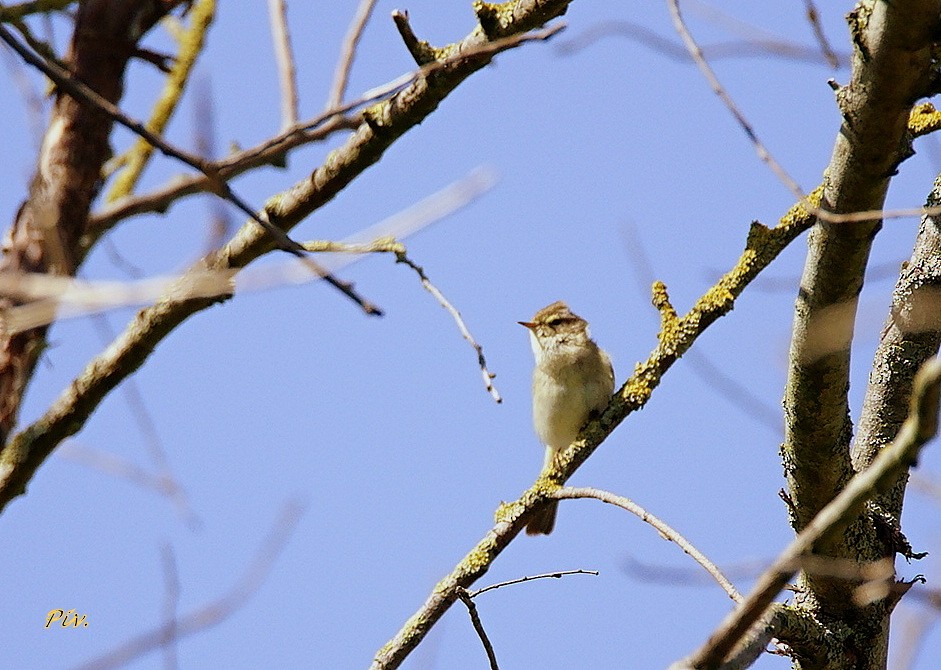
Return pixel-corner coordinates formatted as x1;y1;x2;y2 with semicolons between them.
0;0;181;444
782;1;941;667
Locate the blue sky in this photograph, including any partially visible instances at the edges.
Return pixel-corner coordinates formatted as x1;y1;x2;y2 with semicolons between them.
1;1;940;668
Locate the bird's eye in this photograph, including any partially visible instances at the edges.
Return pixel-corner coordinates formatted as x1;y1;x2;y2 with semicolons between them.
545;317;561;327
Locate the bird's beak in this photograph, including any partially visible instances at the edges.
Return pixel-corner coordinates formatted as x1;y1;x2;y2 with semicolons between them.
518;321;536;330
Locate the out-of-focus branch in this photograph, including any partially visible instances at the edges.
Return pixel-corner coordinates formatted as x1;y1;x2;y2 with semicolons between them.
556;19;849;66
106;0;216;202
0;2;563;510
0;0;73;21
267;0;298;129
801;0;839;69
58;442;199;528
781;1;941;631
672;358;941;669
0;168;494;332
370;191;819;669
325;0;377;110
159;543;180;670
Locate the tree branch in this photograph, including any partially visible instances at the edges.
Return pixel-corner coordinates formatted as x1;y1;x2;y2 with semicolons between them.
855;177;941;522
673;357;941;669
552;487;741;603
782;0;941;620
267;0;298;129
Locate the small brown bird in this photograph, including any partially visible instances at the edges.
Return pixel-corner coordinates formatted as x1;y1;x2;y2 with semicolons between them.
519;301;614;535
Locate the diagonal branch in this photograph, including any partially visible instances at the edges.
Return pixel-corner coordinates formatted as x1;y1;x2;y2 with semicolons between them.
673;357;941;670
325;0;378;110
552;486;741;603
85;17;565;239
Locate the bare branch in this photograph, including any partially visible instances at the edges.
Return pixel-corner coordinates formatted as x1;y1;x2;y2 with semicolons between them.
456;588;500;670
552;487;741;603
470;569;598;598
86;21;565;236
394;251;502;403
326;0;378;109
267;0;298;129
667;0;806;202
801;0;839;68
673;357;941;669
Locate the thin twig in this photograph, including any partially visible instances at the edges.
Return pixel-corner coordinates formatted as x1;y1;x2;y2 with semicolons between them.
552;487;742;603
667;0;806;202
73;501;305;670
456;588;500;670
267;0;298;129
673;358;941;669
801;0;839;69
0;21;381;316
326;0;378;109
470;569;599;598
457;569;599;669
394;252;502;403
